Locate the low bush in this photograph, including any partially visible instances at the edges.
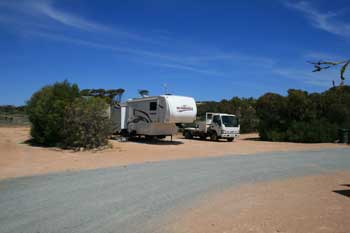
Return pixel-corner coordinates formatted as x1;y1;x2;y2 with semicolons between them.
26;81;80;145
62;97;113;149
197;97;258;133
256;86;350;143
26;81;113;149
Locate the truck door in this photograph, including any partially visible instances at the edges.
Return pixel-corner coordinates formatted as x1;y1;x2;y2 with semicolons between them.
212;115;222;135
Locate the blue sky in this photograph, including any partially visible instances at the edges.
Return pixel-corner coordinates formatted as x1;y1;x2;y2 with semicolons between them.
0;0;349;105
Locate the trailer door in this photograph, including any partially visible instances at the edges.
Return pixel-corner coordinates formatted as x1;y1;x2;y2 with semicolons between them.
158;97;167;123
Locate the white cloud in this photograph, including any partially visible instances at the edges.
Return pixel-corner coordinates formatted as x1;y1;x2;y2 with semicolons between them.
2;0;340;86
272;66;342;87
31;0;109;32
0;0;155;43
32;31;227;76
148;63;226;77
284;1;350;38
304;51;345;61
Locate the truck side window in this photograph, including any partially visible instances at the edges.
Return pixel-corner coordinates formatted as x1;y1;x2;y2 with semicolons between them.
150;102;157;111
213;115;221;125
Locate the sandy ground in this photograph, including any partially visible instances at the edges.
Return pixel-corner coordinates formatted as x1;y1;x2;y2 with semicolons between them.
167;171;350;233
0;126;348;179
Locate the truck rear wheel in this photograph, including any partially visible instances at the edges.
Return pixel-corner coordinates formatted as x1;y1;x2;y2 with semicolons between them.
184;131;193;139
227;138;234;142
210;132;218;141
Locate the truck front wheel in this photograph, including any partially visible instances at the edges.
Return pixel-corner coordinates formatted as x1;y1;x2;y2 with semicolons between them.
210;132;218;141
184;131;193;139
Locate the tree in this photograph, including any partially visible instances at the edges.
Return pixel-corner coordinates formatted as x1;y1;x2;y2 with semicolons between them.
62;97;113;149
138;89;149;97
256;93;287;141
309;60;350;86
196;97;259;133
80;88;125;104
256;86;350;142
26;81;80;145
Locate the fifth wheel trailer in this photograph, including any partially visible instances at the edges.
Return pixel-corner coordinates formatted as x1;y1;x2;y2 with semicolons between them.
111;95;197;138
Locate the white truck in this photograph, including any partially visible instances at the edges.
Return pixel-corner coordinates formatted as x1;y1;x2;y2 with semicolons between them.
110;94;197;139
183;112;240;142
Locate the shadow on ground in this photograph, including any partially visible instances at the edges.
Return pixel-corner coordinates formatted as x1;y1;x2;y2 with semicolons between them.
333;190;350;198
21;138;57;148
182;138;234;143
333;184;350;198
126;138;184;145
242;136;261;141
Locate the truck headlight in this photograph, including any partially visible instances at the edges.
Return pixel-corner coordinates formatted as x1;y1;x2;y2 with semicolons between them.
221;130;226;134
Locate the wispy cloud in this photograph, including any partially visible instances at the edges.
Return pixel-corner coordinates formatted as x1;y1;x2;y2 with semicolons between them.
148;63;226;77
272;66;340;87
304;51;346;61
33;31;227;76
0;0;279;77
0;0;156;43
33;31;180;61
284;1;350;38
31;0;110;32
2;0;337;86
184;54;276;68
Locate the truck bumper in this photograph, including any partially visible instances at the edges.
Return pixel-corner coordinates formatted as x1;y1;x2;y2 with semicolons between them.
220;134;239;138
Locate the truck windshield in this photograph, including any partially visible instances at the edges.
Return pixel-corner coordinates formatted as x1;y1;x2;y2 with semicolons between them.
221;115;239;127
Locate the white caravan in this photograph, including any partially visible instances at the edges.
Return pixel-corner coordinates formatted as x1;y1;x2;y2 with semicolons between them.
111;95;197;138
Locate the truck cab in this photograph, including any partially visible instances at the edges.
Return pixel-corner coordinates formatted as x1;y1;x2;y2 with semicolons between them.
183;112;240;142
206;113;240;141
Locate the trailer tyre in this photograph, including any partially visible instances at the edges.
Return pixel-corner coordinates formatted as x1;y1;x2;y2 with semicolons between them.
210;132;218;141
184;131;193;139
227;138;234;142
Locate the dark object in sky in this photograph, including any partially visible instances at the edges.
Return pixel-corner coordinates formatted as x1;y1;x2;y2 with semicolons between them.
308;60;350;86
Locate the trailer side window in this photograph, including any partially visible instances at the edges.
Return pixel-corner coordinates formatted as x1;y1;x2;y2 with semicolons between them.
150;102;157;111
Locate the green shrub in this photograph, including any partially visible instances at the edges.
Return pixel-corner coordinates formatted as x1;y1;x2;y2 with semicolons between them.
197;97;259;133
256;86;350;143
256;93;287;140
62;97;112;149
26;81;80;145
285;120;337;143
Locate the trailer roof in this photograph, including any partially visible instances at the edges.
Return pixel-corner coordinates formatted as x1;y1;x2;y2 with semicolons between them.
206;112;237;116
127;95;193;103
127;96;161;102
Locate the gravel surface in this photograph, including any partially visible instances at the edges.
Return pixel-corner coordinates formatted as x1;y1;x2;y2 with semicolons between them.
1;127;347;179
0;148;349;233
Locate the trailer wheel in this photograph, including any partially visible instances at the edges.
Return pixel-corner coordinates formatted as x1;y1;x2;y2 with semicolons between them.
184;131;193;139
145;135;156;141
210;132;218;141
227;138;234;142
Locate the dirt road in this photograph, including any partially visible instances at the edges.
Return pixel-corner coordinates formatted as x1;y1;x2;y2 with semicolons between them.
168;172;350;233
0;127;348;179
0;149;349;233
